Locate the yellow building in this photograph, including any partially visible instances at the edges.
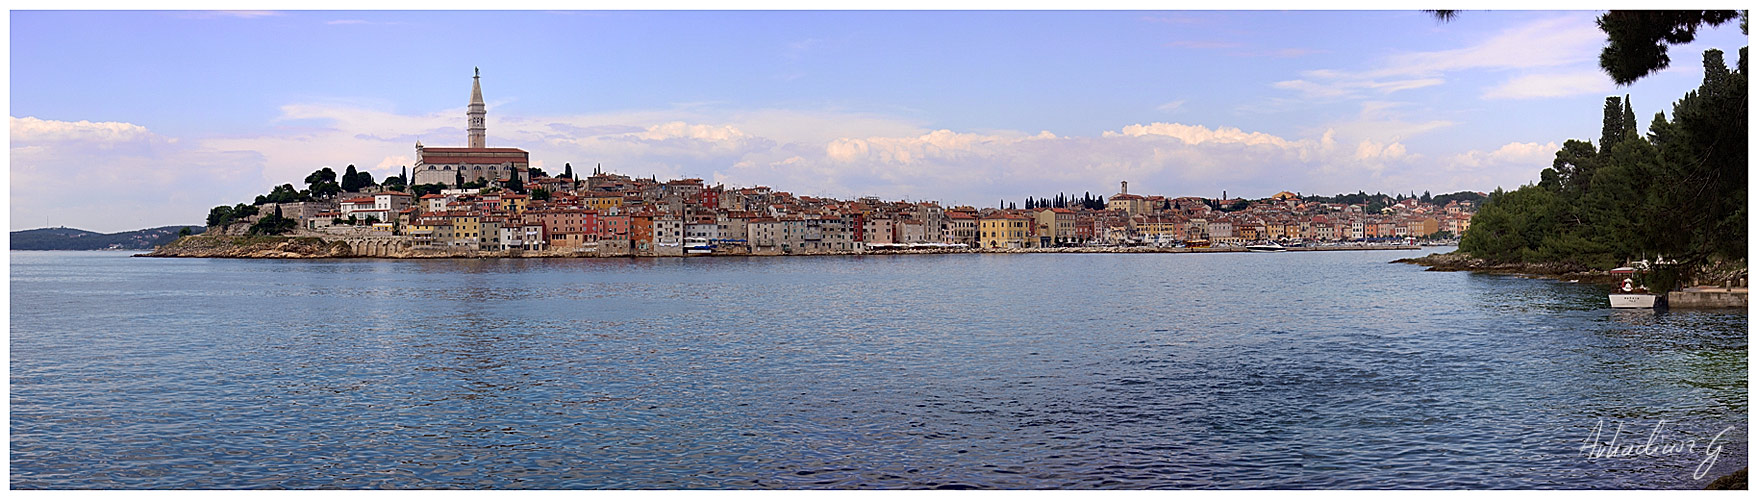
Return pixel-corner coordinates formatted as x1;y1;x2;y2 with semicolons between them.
499;194;529;214
584;195;623;214
1138;216;1183;242
1033;208;1078;246
448;213;482;248
979;213;1031;249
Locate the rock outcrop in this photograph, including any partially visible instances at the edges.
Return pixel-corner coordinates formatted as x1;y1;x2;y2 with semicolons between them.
141;234;355;259
1392;252;1617;284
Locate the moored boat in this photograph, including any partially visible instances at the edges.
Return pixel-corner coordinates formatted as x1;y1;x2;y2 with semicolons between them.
1245;242;1287;252
1608;266;1665;309
684;237;713;255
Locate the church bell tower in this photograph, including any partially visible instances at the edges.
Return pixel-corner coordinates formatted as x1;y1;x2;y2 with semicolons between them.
467;67;486;149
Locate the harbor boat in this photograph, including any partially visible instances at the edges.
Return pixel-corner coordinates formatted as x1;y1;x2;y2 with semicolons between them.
1245;242;1287;252
1608;266;1664;309
684;237;713;255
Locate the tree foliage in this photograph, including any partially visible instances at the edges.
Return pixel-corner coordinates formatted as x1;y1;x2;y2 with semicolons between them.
304;167;337;187
254;183;311;205
248;205;296;235
411;183;448;197
1598;10;1743;85
205;203;260;227
1462;49;1746;272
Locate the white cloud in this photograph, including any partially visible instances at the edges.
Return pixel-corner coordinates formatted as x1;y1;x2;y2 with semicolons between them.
19;101;1557;231
10;116;155;144
1481;70;1614;100
10;117;267;232
1156;100;1186;113
1273;77;1446;99
1274;14;1608;101
1375;16;1604;78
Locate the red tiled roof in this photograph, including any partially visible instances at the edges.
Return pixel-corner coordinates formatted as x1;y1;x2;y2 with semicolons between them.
420;194;444;199
419;156;529;164
420;147;529;153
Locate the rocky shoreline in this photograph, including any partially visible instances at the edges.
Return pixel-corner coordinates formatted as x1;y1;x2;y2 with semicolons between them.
143;235;355;259
141;234;1421;259
1391;251;1622;285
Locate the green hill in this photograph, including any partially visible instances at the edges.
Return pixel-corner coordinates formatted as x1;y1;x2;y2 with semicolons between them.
11;225;206;250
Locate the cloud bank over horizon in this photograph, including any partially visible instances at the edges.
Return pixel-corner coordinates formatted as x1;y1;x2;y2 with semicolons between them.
11;107;1554;232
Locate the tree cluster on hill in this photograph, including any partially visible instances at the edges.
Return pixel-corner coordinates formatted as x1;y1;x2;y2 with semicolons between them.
1462;48;1746;270
1022;192;1106;210
206;203;259;227
254;183;312;205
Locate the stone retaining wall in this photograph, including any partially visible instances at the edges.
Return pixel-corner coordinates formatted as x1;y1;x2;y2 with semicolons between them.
1668;289;1748;309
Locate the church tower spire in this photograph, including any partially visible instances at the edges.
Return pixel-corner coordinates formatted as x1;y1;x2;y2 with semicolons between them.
467;67;486;148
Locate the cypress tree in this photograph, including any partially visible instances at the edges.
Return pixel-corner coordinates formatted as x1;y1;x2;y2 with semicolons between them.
341;164;363;192
1622;94;1638;143
1600;96;1625;152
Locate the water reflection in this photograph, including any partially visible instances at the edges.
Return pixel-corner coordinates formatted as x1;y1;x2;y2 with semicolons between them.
9;250;1746;489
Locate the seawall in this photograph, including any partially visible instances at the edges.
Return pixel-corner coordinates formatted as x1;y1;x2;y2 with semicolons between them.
1668;288;1748;309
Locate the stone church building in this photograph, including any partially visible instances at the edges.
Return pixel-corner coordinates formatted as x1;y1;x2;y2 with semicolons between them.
409;68;531;187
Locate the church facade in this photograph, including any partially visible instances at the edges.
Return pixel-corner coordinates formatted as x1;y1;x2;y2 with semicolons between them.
409;69;531;188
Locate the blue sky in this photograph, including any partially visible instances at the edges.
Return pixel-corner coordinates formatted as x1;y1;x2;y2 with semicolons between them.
10;10;1748;232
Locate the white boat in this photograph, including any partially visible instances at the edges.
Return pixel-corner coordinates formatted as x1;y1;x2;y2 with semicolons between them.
1608;266;1664;309
1245;242;1287;252
684;237;713;255
1609;293;1661;309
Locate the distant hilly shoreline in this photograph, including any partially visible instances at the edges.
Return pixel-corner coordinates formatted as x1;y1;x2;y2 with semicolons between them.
11;225;206;250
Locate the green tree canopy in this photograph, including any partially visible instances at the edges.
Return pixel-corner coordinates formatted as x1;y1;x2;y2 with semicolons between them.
1598;10;1744;84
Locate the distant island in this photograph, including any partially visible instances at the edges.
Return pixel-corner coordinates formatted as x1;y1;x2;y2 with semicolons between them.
12;226;204;251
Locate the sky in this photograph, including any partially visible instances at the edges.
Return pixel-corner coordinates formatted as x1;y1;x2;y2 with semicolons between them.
8;9;1749;232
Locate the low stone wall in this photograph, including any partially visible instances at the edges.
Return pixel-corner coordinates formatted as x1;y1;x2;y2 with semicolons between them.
1668;289;1748;309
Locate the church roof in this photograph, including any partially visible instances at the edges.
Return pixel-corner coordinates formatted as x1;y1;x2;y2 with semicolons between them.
422;147;527;153
420;157;529;165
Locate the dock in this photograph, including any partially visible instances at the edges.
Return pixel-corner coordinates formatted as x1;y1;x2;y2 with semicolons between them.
1667;287;1748;309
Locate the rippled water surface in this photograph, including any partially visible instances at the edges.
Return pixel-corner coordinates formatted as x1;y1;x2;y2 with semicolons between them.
10;249;1747;489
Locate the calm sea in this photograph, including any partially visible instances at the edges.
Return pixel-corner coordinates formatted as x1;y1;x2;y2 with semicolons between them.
9;249;1747;489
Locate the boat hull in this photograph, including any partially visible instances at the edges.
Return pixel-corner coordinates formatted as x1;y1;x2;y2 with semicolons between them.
1609;293;1661;309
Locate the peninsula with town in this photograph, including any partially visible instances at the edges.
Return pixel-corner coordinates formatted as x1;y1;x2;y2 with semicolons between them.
149;70;1480;260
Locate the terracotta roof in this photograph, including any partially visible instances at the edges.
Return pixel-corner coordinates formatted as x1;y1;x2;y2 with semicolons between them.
420;194;444;199
376;191;412;197
418;157;528;164
420;147;528;153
